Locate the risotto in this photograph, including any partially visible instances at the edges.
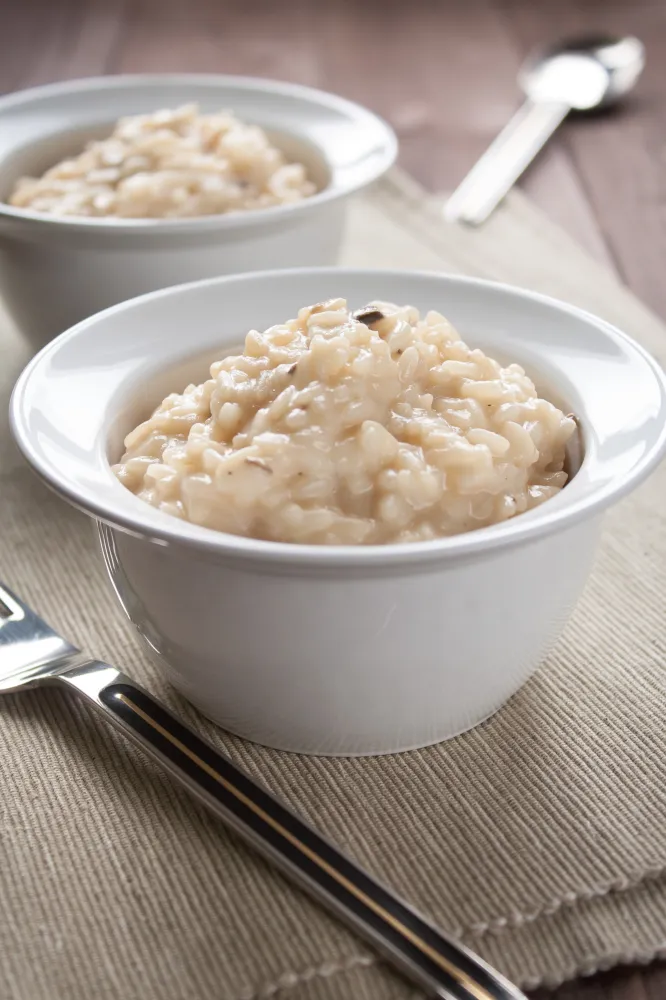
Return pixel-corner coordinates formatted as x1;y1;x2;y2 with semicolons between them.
8;104;315;219
113;299;576;545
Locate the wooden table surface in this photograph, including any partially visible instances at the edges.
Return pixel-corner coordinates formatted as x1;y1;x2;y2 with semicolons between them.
1;0;665;997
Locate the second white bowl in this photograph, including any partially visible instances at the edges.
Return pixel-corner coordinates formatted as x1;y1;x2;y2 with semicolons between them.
0;75;396;347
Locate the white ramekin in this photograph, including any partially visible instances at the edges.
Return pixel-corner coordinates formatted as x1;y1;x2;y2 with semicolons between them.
0;75;396;348
10;269;666;755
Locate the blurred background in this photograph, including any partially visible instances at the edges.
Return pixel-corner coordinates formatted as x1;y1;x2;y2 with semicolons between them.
0;0;662;315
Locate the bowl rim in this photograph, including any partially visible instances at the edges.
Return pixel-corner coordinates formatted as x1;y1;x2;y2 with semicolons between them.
0;73;398;235
10;266;666;569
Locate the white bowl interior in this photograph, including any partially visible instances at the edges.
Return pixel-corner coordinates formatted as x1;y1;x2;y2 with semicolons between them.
11;268;666;567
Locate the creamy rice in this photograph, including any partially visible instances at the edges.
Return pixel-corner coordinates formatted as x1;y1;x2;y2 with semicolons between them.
113;300;576;545
8;104;315;218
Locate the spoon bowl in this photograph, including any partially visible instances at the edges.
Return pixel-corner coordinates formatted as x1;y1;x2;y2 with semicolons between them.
520;35;646;111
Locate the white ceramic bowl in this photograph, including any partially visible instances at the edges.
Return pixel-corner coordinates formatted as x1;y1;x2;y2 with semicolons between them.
10;268;666;755
0;75;396;348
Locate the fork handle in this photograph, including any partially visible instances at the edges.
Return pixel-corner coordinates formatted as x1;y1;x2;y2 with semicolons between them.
59;661;523;1000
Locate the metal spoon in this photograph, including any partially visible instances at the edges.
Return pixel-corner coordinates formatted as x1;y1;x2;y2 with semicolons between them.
445;35;645;226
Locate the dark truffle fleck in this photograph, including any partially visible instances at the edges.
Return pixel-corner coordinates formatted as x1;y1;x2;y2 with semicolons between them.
353;307;385;326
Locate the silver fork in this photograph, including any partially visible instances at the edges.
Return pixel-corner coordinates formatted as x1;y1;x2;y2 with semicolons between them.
0;580;526;1000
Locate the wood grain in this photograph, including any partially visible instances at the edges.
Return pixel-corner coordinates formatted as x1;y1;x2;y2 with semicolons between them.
0;0;665;996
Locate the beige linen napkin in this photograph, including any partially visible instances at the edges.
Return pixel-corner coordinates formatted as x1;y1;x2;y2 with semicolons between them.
2;170;666;999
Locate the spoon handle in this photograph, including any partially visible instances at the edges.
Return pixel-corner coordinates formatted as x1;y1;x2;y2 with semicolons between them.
445;99;569;226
